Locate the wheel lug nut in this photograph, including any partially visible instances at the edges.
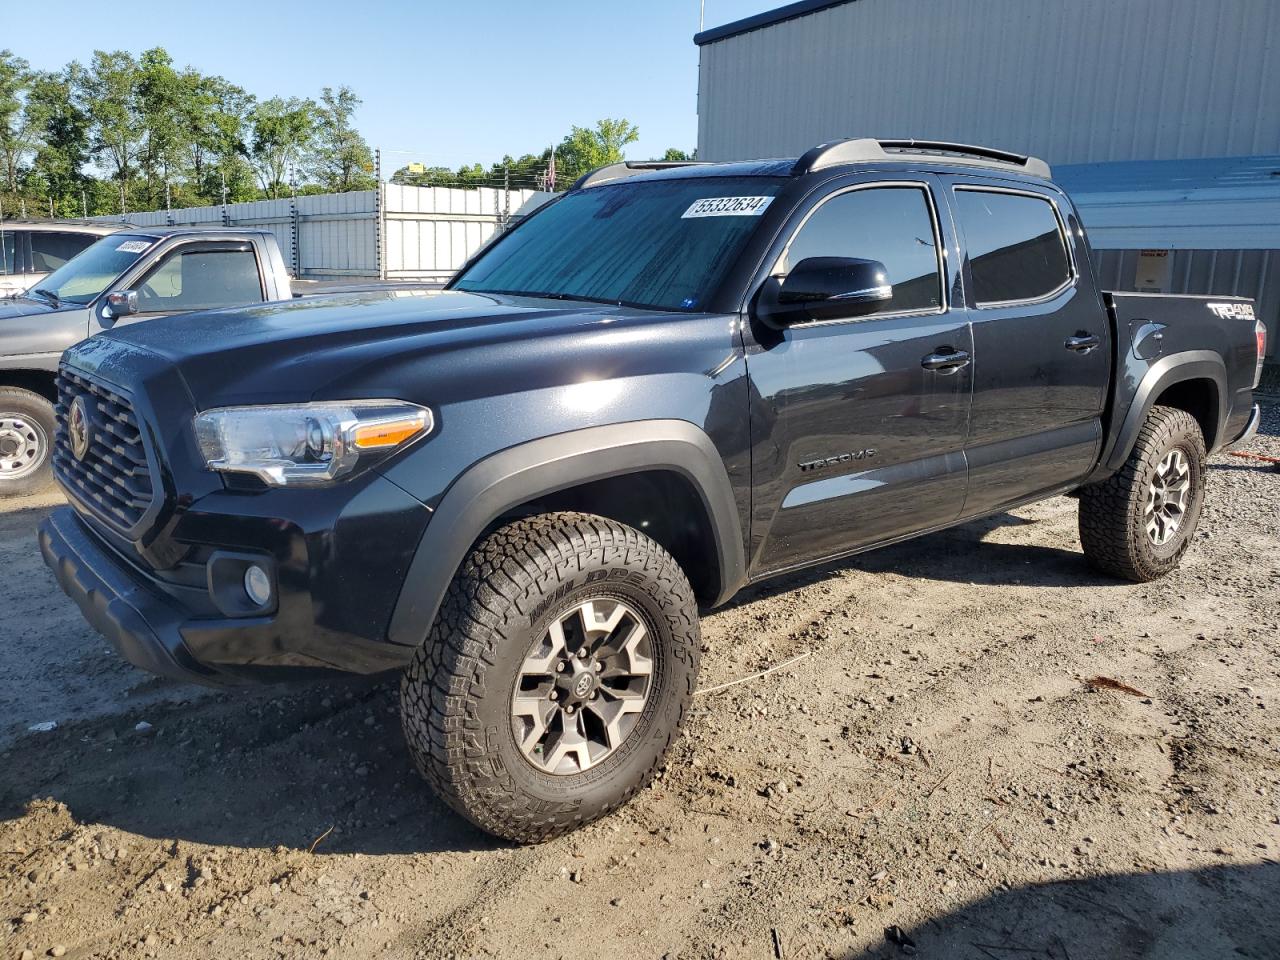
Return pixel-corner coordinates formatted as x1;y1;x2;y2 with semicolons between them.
591;691;599;700
549;691;559;701
594;662;603;672
556;662;566;672
566;705;576;715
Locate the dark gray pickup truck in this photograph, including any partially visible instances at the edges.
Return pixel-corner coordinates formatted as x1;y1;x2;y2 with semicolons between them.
0;228;292;495
39;139;1264;842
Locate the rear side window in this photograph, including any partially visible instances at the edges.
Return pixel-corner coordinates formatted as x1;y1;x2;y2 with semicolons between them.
780;185;943;315
135;247;263;312
0;231;14;274
954;189;1071;305
29;232;97;273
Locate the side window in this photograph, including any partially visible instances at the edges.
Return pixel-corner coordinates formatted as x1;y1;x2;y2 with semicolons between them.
29;232;96;273
135;247;263;313
954;189;1072;305
780;186;943;315
0;231;15;275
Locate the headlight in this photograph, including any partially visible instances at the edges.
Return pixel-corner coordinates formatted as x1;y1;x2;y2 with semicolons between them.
194;400;432;486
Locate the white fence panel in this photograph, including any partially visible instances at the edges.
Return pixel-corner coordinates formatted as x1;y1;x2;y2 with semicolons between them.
93;185;554;282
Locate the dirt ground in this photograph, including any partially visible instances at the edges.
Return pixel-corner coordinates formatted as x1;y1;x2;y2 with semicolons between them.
3;401;1278;960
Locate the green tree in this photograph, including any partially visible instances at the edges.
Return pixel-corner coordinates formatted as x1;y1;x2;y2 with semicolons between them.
555;118;640;183
0;50;33;195
311;85;375;191
661;147;694;162
249;96;316;198
181;72;255;203
81;50;142;209
23;66;92;215
135;48;191;208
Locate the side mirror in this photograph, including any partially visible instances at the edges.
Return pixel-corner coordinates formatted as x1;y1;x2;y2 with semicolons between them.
104;290;138;319
757;257;892;325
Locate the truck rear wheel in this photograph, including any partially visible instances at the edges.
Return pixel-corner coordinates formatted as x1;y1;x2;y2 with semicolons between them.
400;512;701;843
0;387;56;498
1078;405;1207;582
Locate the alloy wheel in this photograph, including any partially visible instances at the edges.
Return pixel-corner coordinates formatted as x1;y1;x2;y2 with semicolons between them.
1144;449;1191;546
511;597;654;775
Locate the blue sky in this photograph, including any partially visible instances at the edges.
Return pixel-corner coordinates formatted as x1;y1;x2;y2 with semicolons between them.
7;0;779;169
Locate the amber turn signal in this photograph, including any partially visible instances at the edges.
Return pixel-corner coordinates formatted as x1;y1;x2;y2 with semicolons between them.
353;414;429;450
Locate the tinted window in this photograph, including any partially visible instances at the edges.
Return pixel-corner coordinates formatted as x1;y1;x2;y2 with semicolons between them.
781;186;942;315
136;248;262;312
29;232;97;272
954;189;1071;304
0;231;14;274
455;176;785;311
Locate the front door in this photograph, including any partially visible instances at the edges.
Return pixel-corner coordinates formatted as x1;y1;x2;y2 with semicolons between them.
744;178;973;575
95;241;266;331
942;180;1110;517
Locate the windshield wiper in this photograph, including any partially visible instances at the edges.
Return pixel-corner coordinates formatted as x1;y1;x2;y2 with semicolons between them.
488;289;618;306
31;288;61;307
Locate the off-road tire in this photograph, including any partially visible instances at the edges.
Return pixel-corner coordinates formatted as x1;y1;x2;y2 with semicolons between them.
400;512;701;843
1078;405;1207;582
0;387;56;498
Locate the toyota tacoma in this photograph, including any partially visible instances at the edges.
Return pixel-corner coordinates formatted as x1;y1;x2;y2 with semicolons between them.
38;139;1265;842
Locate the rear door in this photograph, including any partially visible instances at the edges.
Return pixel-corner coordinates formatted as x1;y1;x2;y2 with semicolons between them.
942;179;1109;516
744;175;973;575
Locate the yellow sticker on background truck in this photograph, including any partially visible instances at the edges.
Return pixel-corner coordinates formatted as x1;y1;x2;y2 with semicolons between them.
682;196;774;218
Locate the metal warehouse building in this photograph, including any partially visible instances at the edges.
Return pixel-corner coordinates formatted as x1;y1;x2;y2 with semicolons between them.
694;0;1280;356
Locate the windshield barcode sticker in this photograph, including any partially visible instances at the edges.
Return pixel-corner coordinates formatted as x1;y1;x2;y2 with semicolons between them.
115;240;151;253
681;196;774;219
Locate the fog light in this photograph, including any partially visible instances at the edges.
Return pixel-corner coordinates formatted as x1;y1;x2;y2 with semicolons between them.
243;564;272;607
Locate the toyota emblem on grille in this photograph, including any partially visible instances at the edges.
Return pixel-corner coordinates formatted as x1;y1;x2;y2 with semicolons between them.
68;395;91;461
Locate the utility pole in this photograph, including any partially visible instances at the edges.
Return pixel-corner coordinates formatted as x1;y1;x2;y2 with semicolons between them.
81;190;88;218
700;0;705;31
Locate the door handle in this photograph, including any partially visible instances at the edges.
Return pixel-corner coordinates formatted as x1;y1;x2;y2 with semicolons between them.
1065;333;1100;353
921;349;971;373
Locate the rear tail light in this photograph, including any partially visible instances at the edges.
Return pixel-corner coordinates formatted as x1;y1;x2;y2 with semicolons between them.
1256;319;1268;389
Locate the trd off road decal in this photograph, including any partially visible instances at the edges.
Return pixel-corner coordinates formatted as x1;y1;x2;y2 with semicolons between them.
1207;302;1255;320
681;196;774;218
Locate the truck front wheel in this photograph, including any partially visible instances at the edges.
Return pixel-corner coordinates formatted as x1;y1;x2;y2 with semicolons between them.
0;387;56;498
400;512;701;843
1078;405;1207;582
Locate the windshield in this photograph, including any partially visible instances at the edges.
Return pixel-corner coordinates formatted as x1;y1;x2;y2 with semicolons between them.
31;234;158;305
453;176;785;311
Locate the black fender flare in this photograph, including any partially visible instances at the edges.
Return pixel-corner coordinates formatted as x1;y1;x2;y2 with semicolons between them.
1101;350;1228;473
386;420;747;647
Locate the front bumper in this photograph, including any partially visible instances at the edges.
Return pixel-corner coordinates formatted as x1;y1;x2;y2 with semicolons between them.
39;507;232;686
39;503;419;686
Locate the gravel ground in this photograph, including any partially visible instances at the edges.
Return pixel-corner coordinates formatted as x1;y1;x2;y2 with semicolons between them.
2;399;1278;960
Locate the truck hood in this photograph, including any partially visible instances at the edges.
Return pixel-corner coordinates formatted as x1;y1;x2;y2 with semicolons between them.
0;297;88;358
77;288;669;408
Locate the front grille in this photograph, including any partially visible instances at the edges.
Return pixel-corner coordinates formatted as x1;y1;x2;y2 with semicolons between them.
53;366;154;530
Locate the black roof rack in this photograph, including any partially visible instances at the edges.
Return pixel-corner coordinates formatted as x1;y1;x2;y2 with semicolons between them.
571;160;709;190
793;138;1052;179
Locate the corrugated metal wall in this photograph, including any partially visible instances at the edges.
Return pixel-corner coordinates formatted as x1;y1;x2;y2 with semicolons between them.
697;0;1280;164
98;186;551;281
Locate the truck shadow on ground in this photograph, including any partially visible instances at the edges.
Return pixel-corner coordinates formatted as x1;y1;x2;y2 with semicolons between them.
725;508;1119;612
843;861;1280;960
0;674;503;856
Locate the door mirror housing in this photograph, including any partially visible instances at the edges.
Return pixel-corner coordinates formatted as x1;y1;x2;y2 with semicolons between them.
757;257;893;325
103;289;138;319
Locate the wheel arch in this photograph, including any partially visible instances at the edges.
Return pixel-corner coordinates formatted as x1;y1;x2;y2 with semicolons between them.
1103;351;1227;473
386;420;747;647
0;368;58;404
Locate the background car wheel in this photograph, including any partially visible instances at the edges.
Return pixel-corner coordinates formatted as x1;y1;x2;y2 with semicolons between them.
1078;405;1207;582
400;512;701;843
0;387;56;498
